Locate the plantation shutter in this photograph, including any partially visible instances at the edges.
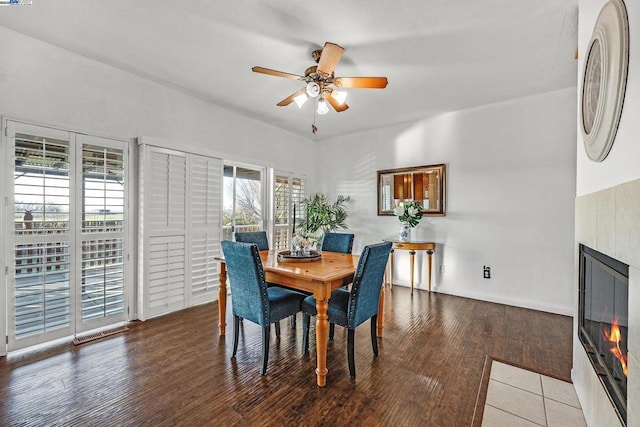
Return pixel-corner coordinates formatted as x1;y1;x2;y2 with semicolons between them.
138;142;223;320
77;135;129;331
292;177;305;230
5;121;131;353
11;128;73;347
273;175;290;250
273;173;305;250
187;154;221;306
140;147;187;319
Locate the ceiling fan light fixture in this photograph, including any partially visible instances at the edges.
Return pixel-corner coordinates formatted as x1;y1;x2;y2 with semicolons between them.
330;89;347;105
252;41;388;132
306;82;320;98
317;97;329;115
293;92;309;108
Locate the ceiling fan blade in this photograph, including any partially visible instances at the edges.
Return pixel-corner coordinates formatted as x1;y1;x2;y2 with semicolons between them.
325;93;349;112
252;66;303;80
333;77;388;89
277;88;306;106
317;42;344;75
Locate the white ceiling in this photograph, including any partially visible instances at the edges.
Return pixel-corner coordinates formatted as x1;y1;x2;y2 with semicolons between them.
0;0;578;141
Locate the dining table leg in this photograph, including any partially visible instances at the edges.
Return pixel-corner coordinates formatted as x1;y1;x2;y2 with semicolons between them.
314;284;331;387
217;262;227;336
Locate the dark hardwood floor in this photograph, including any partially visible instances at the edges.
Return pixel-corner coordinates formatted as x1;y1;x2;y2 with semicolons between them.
0;286;573;426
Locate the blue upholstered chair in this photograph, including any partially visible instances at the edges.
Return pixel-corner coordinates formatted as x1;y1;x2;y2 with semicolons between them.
301;241;392;378
291;233;356;329
233;230;284;331
235;231;269;251
320;232;355;254
221;240;307;375
318;232;355;337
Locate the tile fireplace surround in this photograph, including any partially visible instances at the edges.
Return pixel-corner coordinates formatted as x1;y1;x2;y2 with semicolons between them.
575;178;640;426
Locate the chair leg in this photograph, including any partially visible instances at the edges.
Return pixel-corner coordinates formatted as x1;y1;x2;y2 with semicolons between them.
329;322;335;340
301;313;311;354
371;315;378;356
290;314;297;329
347;329;356;378
232;315;240;358
261;325;270;375
275;321;281;337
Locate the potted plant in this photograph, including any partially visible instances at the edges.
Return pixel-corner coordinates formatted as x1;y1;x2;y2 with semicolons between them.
297;193;350;243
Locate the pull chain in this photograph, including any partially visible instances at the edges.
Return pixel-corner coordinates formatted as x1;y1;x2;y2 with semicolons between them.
312;98;318;134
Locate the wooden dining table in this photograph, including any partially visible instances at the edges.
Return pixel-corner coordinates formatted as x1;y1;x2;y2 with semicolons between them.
216;249;386;387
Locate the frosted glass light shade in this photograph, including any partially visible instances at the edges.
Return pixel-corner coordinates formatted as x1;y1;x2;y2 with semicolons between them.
294;92;308;108
317;97;329;115
306;82;320;98
331;90;347;105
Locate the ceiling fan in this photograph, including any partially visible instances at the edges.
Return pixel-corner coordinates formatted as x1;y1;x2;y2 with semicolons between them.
252;42;388;132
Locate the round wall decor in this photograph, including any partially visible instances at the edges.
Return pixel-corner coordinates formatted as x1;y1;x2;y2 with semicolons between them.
580;0;629;162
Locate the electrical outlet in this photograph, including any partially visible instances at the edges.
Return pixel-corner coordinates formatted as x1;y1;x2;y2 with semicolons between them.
483;266;491;279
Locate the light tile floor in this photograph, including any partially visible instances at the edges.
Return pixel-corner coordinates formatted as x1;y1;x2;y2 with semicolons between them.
482;361;587;427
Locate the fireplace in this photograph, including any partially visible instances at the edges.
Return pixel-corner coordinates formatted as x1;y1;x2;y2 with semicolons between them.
578;244;629;425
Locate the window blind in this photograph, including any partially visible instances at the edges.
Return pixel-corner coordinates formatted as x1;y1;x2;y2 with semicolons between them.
13;133;71;339
273;174;305;250
188;155;221;305
139;145;222;319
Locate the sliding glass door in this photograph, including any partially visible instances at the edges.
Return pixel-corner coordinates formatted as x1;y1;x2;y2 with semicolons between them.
9;124;73;349
222;163;264;241
77;135;128;331
4;121;130;352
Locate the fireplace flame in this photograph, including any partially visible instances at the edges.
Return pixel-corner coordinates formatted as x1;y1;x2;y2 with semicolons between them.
603;318;628;377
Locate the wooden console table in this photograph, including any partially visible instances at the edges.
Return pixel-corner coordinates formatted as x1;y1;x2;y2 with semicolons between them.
384;239;436;294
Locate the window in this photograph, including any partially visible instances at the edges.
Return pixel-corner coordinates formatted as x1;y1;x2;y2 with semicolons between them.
222;164;264;241
13;132;72;340
273;173;305;250
80;144;126;321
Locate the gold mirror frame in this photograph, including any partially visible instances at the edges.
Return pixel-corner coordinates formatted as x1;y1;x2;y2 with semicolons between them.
377;164;446;216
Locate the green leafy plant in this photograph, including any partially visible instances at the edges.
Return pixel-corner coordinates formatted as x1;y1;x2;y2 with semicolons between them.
298;193;350;237
393;201;423;227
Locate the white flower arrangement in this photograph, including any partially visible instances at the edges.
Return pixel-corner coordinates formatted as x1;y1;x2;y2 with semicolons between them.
393;201;423;227
291;234;313;256
291;234;310;249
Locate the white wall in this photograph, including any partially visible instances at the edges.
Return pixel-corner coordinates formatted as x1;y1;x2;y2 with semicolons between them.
317;88;577;315
0;25;315;353
574;1;640;425
577;0;640;196
0;25;314;173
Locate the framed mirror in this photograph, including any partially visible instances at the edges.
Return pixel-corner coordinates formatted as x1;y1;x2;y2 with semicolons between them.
377;164;446;216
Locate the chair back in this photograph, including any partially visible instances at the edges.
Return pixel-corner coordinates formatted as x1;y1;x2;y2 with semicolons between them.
221;240;269;326
348;241;393;328
235;231;269;251
320;232;355;254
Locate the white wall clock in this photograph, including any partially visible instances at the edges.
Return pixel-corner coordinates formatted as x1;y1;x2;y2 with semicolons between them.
580;0;629;162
